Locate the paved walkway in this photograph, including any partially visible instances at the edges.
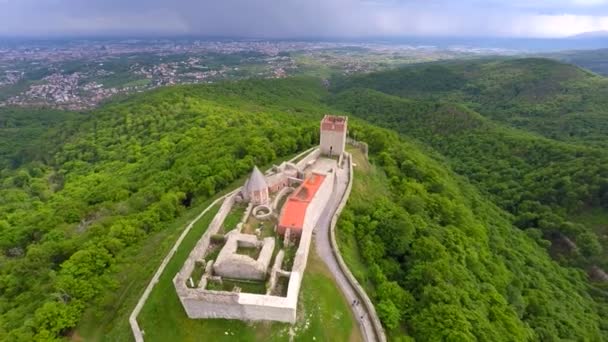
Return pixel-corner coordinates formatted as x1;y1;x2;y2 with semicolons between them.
313;161;379;342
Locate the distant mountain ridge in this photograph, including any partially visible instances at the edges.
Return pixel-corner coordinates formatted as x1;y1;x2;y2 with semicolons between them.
570;30;608;39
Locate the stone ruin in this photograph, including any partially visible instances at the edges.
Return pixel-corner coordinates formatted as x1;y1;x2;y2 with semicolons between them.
174;147;336;323
174;116;347;323
213;232;275;281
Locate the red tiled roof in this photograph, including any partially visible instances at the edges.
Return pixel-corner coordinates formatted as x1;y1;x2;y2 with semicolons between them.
321;115;347;132
278;173;326;233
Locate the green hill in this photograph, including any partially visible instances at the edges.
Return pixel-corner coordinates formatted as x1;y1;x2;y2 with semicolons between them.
339;125;605;340
332;58;608;147
0;64;607;341
0;78;328;340
329;70;608;271
546;48;608;76
0;107;82;168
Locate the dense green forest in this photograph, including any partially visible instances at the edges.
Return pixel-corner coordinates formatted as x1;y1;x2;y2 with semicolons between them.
0;108;82;168
545;48;608;77
1;58;607;341
331;58;608;147
339;124;605;340
0;79;324;340
329;58;608;339
329;88;608;269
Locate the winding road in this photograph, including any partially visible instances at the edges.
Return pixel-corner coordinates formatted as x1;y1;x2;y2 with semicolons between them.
313;156;385;342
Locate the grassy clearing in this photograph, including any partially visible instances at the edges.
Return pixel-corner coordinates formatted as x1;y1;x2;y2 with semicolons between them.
206;279;267;294
236;245;262;259
282;244;297;271
260;222;277;238
136;242;360;342
189;261;206;287
222;203;247;233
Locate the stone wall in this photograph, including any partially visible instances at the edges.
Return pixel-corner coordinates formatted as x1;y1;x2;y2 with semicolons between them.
177;193;236;290
267;250;286;294
174;149;328;324
272;186;294;211
175;271;298;323
295;148;321;170
320;129;346;156
346;137;368;159
213;233;275;280
130;190;237;342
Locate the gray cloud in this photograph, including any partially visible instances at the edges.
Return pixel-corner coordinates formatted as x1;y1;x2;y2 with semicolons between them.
1;0;608;37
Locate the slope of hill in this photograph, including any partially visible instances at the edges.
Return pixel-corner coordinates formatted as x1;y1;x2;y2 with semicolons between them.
328;84;608;270
331;58;608;147
546;48;608;76
0;65;607;341
338;125;605;340
0;107;82;168
328;61;608;338
0;78;327;340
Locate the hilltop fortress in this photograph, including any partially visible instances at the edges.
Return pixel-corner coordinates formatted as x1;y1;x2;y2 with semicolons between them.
173;115;348;323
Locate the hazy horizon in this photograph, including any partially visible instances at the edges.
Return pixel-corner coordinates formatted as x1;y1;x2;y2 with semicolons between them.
2;0;608;39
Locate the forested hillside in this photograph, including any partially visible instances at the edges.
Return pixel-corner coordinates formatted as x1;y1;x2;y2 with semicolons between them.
328;58;608;339
0;78;325;340
332;58;608;147
338;124;606;340
329;88;608;269
1;58;608;341
0;108;82;168
546;48;608;76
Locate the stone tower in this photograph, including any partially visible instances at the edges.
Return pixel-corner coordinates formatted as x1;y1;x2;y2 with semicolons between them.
319;115;347;157
243;166;269;205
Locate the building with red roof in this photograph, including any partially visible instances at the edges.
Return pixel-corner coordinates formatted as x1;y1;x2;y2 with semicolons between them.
278;172;330;237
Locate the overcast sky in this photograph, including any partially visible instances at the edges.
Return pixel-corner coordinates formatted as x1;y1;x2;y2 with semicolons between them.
1;0;608;38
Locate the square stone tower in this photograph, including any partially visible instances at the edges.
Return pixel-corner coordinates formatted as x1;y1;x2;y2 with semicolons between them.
320;115;347;157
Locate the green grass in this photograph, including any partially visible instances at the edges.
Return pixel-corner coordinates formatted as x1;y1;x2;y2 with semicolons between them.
222;203;247;233
282;245;297;271
260;222;277;238
75;198;221;342
236;245;261;259
136;242;361;342
206;279;267;294
189;261;206;288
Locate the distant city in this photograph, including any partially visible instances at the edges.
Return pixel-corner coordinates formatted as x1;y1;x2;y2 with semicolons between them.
0;39;518;110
